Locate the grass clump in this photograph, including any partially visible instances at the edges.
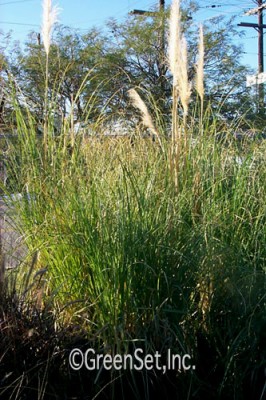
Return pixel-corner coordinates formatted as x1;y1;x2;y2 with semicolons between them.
2;108;265;399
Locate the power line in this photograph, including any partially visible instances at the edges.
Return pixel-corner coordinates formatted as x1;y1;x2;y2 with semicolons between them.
199;4;237;8
0;0;35;5
0;20;39;26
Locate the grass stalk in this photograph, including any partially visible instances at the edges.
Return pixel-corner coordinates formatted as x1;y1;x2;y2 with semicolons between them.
41;0;60;155
196;25;204;130
168;0;192;190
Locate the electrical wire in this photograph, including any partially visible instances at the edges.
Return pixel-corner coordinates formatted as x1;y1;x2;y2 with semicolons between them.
0;20;39;26
0;0;36;5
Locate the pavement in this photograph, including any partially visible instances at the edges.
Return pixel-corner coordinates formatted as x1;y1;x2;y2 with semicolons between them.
0;195;27;269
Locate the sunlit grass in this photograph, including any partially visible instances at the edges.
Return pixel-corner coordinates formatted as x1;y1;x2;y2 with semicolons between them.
0;0;265;398
2;104;265;398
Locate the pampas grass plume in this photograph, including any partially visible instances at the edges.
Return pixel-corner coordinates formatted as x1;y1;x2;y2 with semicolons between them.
179;36;191;116
168;0;191;116
168;0;181;88
128;88;158;137
196;24;204;101
42;0;60;56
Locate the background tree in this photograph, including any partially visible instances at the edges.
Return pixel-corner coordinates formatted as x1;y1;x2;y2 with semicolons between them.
200;15;255;124
4;1;261;130
106;6;255;126
9;26;109;125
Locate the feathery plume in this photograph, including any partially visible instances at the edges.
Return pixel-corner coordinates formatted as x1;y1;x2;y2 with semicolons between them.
41;0;60;56
128;89;157;135
178;36;192;116
168;0;191;116
168;0;181;88
128;88;162;147
196;25;204;101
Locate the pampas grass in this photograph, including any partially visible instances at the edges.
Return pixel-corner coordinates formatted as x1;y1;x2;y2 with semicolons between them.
168;0;191;189
178;37;192;117
128;0;201;191
128;0;205;192
41;0;60;156
128;88;163;149
168;0;181;190
168;0;182;89
195;24;204;103
196;24;204;132
41;0;60;56
168;0;191;117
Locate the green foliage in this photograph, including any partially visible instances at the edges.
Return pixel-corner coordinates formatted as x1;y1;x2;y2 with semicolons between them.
3;1;262;127
3;99;265;398
1;1;265;397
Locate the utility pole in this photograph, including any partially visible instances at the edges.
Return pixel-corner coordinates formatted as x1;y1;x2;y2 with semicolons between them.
258;0;264;75
130;1;167;103
159;0;166;92
238;1;266;112
129;3;166;67
130;0;165;16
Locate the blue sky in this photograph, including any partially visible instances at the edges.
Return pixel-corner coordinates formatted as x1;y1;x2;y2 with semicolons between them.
0;0;263;73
